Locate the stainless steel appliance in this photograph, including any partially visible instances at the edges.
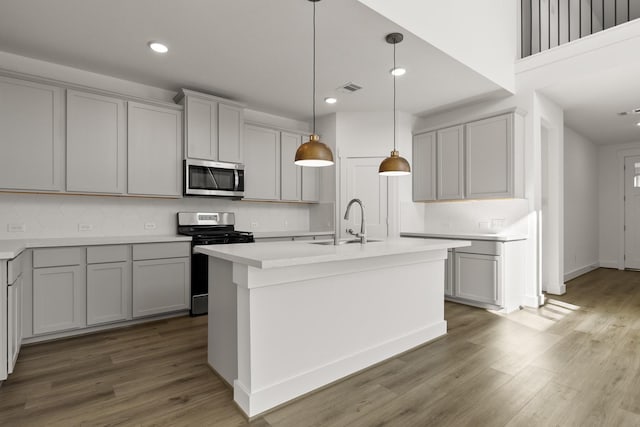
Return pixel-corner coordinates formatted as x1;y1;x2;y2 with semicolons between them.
184;159;244;198
177;212;254;315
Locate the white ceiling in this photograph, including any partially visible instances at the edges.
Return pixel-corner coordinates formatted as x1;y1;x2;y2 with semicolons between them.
541;61;640;145
0;0;504;122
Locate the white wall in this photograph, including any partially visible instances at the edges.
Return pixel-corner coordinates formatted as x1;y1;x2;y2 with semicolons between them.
332;111;417;237
0;51;323;238
564;126;599;280
358;0;516;92
598;141;640;267
0;193;310;239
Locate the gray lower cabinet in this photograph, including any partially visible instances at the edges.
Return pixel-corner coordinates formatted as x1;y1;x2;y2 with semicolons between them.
8;269;23;374
444;249;453;297
454;252;502;306
7;252;25;375
87;245;132;326
132;242;191;318
33;264;86;335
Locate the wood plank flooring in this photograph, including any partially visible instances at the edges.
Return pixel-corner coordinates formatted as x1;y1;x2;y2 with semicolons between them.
2;267;640;426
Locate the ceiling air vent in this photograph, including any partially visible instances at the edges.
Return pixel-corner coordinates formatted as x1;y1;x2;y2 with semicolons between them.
618;108;640;116
337;82;363;94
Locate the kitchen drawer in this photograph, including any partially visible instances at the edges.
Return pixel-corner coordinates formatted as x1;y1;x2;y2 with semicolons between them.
33;247;85;268
87;245;129;264
455;240;502;256
7;251;24;284
132;242;190;261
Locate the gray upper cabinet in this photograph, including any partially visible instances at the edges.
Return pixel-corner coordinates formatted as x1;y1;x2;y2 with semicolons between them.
127;102;182;197
185;94;217;160
176;89;244;163
436;125;464;200
244;124;281;200
0;76;64;191
280;132;302;201
218;103;244;163
412;132;436;202
66;90;126;194
465;113;522;199
413;111;524;202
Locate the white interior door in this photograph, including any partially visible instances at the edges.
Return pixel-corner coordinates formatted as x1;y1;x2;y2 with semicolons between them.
341;157;388;240
624;156;640;269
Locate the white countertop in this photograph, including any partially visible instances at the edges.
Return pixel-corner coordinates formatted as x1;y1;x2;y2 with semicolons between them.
400;231;528;242
252;230;335;239
0;235;192;260
194;237;470;269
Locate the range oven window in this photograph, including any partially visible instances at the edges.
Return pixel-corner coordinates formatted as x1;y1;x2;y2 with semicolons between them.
189;165;236;191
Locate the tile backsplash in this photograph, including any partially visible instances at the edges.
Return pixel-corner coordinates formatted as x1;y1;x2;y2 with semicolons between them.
0;193;314;239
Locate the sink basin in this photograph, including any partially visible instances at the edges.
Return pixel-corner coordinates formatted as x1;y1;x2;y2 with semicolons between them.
311;239;383;246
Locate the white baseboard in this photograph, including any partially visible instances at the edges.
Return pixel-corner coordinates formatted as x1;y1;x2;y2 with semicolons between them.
564;264;599;282
234;321;447;417
599;260;618;269
522;294;544;308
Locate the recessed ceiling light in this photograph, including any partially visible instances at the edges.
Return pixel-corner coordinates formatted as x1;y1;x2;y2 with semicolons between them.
636;122;640;127
390;67;406;76
148;42;168;53
324;97;337;104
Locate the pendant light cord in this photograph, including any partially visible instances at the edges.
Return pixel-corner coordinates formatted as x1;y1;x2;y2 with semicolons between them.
393;40;396;152
312;1;316;135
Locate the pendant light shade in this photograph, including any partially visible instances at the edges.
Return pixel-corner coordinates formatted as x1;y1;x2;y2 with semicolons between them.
295;134;334;167
379;32;410;177
295;0;334;167
379;150;411;176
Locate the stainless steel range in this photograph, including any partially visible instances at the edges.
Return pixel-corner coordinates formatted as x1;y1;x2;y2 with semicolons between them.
177;212;254;315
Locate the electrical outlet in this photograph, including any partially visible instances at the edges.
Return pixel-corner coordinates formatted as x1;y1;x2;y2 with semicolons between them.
440;222;451;230
250;222;259;229
144;222;157;230
478;221;490;230
490;218;505;229
78;223;93;232
284;220;289;228
7;223;26;233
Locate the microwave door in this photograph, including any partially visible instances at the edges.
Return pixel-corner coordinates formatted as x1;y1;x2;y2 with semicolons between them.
207;168;219;189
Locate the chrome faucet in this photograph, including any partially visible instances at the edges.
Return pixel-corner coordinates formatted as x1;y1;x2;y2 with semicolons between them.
344;198;367;244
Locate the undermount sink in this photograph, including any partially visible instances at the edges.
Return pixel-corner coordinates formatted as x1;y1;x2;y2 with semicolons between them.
311;239;383;246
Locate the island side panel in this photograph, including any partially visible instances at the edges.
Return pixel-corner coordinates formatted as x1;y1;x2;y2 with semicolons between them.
208;257;237;385
233;253;447;417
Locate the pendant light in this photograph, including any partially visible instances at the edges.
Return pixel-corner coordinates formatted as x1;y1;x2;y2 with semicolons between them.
379;32;411;176
295;0;334;167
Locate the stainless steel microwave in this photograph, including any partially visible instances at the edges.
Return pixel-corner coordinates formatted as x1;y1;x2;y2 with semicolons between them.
184;159;244;198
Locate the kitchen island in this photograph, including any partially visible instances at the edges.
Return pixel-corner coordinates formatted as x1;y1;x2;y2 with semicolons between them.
195;237;469;417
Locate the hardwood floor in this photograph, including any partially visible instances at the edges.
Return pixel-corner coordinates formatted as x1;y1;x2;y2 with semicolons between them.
2;267;640;426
